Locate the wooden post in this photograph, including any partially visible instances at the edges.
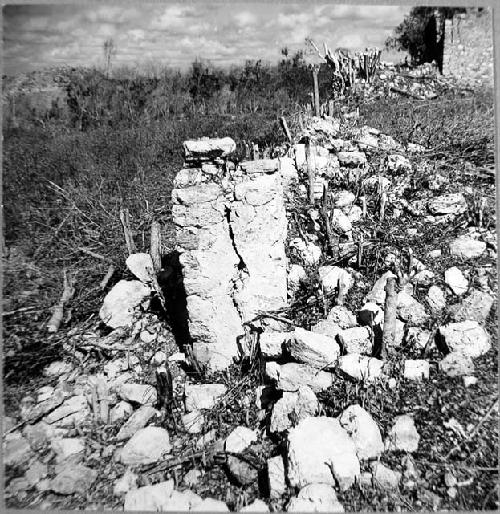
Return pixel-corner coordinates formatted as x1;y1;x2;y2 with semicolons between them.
150;221;162;274
312;65;320;117
119;208;136;255
305;138;315;205
381;276;397;359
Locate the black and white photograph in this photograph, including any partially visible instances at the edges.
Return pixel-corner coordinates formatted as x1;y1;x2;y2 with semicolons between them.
2;2;498;511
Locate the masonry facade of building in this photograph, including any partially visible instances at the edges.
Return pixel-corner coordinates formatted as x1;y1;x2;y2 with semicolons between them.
442;8;494;85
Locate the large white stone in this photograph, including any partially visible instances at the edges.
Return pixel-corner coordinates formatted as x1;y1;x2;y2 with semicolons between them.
338;151;367;167
339;405;383;460
437;321;491;358
445;267;468;296
270;386;319;433
318;266;353;295
51;438;85;463
288;328;340;369
449;236;486;259
123;480;175;510
126;253;155;283
118;383;157;405
428;193;467;215
185;383;227;412
259;332;289;358
116;405;160;441
288;264;306;291
372;462;401;490
225;426;257;454
385;415;420;452
396;292;429;325
268;455;286;499
290;238;322;266
184;137;236;159
287;416;360;490
450;290;494;324
338;354;384;382
117;426;171;465
403;360;430;380
426;285;446;313
265;362;334;393
365;271;397;305
327;306;357;328
439;352;475;377
99;280;151;328
287;483;344;512
338;327;372;354
241;499;270;512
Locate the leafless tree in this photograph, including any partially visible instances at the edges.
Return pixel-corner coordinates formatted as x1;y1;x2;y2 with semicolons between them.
103;38;116;78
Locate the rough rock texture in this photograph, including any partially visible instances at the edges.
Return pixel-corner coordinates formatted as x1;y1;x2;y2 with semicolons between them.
437;321;491;358
185;383;227;412
338;354;384;381
266;362;334;393
172;141;288;371
449;290;494;324
287;483;345;512
224;426;257;454
404;360;430;380
49;464;97;495
270;386;319;433
449;236;486;259
327;306;357;328
428;193;467;215
99;280;151;328
126;253;155;283
116;426;171;465
318;266;353;295
268;455;286;500
338;327;372;354
445;267;468;296
115;405;159;441
439;352;475;376
287;416;360;490
385;415;420;452
427;286;446;313
118;383;157;405
339;405;383;460
396;292;429;325
287;328;340;369
259;331;289;358
372;462;401;490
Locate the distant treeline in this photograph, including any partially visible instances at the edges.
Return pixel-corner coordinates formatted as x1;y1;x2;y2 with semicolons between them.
4;50;335;130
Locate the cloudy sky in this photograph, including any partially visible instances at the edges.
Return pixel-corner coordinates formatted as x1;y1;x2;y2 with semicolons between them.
3;3;410;75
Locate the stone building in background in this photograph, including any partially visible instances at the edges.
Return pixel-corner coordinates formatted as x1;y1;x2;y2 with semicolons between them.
442;7;493;85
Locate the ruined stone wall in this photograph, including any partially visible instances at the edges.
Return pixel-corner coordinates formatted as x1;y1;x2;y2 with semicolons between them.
171;139;289;371
442;8;493;85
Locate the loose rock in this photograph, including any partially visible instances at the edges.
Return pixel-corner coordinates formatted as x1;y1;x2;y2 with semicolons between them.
126;253;155;283
327;306;357;328
449;236;486;259
439;352;475;377
268;455;286;500
117;426;171;465
404;360;430;380
445;267;468;296
287;483;344;512
437;320;490;358
338;354;384;382
426;285;446;313
185;383;227;412
372;462;401;490
270;386;319;433
266;362;334;393
449;289;494;324
287;328;340;369
338;326;372;354
49;464;97;495
116;405;159;441
385;415;420;452
118;383;157;405
339;404;384;460
225;426;258;454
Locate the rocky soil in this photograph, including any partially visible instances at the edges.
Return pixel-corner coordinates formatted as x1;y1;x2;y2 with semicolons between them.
3;111;498;512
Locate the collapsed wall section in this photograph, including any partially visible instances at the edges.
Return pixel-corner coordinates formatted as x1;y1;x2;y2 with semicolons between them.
171;140;288;371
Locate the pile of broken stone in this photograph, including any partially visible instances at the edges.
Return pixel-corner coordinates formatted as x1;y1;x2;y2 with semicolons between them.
3;116;496;512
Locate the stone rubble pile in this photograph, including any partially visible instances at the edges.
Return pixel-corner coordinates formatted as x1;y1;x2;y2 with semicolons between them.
3;113;496;512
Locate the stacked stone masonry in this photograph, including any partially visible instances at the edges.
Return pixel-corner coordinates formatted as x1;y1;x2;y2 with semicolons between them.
442;8;493;85
171;138;288;371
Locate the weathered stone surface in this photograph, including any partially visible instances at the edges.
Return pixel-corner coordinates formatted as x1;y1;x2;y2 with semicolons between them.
288;264;306;291
116;405;159;441
226;455;258;485
428;193;467;215
311;320;343;339
385;415;420;452
372;462;401;490
259;331;289;358
365;271;396;305
387;154;411;173
23;422;64;451
182;411;205;434
99;280;151;328
110;401;133;424
123;480;175;511
117;426;171;465
278;157;299;186
339;405;383;460
332;190;355;208
185;383;227;412
183;137;236;159
449;236;486;259
118;383;157;405
49;464;97;495
287;328;340;369
338;326;372;354
3;433;32;466
404;360;430;380
287;483;344;512
113;469;138;496
43;395;89;427
240;499;270;512
268;455;286;499
43;360;73;377
396;292;429;325
266;362;334;393
51;438;85;463
225;426;257;454
126;253;155;283
426;285;446;313
327;306;357;328
25;461;48;486
270;386;319;433
240;159;279;175
330;209;353;234
318;266;353;295
437;321;490;358
439;352;475;377
449;290;494;324
338;151;367;167
290;238;322;266
338;354;384;381
287;416;360;490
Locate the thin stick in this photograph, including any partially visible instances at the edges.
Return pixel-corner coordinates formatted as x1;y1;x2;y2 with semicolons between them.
78;247;107;261
280;116;292;142
46;269;75;333
150;221;162;273
119;208;136;255
380;276;397;359
99;264;115;290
